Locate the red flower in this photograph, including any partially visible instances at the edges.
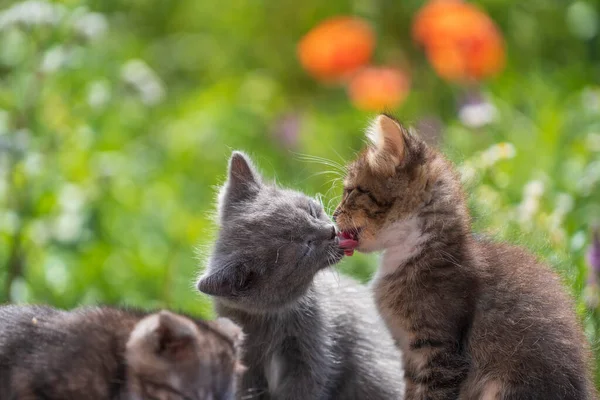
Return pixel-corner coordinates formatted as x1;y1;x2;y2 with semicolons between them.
347;67;410;111
413;0;505;82
298;17;375;81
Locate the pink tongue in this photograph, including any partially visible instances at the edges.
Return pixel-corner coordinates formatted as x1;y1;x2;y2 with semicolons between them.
344;249;355;257
339;238;358;249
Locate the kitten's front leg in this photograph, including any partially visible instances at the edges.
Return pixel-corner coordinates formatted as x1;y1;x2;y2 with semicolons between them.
270;369;329;400
238;366;271;400
268;350;330;400
404;344;469;400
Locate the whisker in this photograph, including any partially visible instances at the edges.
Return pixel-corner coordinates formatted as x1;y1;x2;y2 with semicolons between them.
307;170;344;179
326;195;342;216
328;146;347;166
293;152;346;173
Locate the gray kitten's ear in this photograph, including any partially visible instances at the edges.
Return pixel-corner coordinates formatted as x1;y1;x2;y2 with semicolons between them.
224;151;262;203
197;263;255;297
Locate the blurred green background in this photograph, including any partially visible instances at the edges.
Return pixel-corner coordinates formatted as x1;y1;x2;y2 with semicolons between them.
1;0;600;385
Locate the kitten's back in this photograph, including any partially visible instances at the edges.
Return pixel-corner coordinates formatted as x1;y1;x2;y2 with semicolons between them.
467;240;595;399
0;305;242;400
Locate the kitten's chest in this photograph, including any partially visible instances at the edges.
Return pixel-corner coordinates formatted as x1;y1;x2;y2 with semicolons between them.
372;271;422;351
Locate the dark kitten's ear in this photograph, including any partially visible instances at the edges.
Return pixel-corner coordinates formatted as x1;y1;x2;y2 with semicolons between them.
365;114;409;175
215;317;244;346
127;311;197;364
197;263;255;297
214;318;247;375
154;311;197;360
223;151;262;204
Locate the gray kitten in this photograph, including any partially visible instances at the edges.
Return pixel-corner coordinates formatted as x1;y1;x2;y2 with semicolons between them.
197;151;404;400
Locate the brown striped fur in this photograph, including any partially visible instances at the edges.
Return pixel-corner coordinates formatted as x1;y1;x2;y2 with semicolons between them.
333;115;595;400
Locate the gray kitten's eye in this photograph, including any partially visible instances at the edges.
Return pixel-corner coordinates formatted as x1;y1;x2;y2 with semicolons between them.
308;200;321;218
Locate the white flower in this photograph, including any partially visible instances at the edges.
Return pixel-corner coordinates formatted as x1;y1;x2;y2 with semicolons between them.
459;101;497;128
23;152;43;176
86;80;111;109
567;1;598;41
121;59;165;105
549;193;574;230
58;183;86;212
28;219;50;246
554;193;574;215
577;160;600;195
524;180;545;198
41;45;67;72
0;0;66;30
458;162;477;184
570;231;587;251
479;142;516;168
73;12;107;40
43;255;68;292
52;184;88;243
52;211;84;243
518;180;544;225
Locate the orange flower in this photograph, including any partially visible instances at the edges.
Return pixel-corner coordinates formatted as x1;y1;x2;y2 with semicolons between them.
413;0;505;81
298;17;375;81
347;67;410;111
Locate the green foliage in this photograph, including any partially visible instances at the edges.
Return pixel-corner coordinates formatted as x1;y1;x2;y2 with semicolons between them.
1;0;600;384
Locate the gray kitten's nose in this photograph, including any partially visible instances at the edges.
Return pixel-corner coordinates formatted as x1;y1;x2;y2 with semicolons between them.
330;226;337;240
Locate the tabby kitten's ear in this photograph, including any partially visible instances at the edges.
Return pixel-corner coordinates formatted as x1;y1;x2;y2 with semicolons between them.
197;262;254;297
222;151;262;204
365;114;408;175
127;311;197;363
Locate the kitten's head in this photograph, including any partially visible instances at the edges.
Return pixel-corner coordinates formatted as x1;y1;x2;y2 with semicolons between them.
197;151;343;312
126;311;244;400
334;114;466;253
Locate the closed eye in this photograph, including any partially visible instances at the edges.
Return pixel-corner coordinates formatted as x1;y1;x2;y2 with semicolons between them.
308;201;321;218
302;242;313;258
344;186;387;207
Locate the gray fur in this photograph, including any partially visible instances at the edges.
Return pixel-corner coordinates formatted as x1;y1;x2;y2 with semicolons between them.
197;151;405;400
0;305;242;400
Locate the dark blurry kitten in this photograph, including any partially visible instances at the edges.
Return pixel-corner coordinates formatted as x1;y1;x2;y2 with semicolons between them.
334;114;595;400
0;305;244;400
197;152;404;400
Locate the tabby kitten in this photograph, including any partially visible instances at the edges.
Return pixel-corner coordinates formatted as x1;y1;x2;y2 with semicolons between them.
334;114;595;400
0;305;243;400
197;151;405;400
